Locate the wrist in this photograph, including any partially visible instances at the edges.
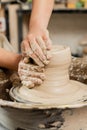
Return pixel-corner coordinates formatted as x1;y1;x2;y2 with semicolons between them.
29;18;47;31
6;53;21;71
12;54;22;71
29;21;48;37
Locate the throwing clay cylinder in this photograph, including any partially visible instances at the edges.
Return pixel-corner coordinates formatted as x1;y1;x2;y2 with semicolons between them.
10;45;87;108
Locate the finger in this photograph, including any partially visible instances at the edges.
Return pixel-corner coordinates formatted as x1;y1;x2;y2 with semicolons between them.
21;80;34;89
30;77;43;85
31;65;45;72
18;60;25;70
26;50;44;67
23;41;44;66
30;40;49;65
42;35;52;60
21;40;30;58
43;37;52;50
23;57;30;64
47;50;52;60
26;49;44;66
43;31;52;50
36;36;52;60
21;40;29;52
18;69;46;81
18;62;45;72
28;34;49;65
21;76;43;85
36;37;47;56
18;60;28;71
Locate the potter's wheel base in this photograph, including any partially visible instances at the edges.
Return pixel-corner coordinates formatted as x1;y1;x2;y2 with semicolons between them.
9;80;87;109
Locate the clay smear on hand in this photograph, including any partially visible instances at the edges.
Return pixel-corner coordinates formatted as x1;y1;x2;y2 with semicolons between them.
18;60;46;89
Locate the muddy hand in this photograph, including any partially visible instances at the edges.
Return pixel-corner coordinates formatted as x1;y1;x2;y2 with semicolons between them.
21;30;52;67
18;60;46;88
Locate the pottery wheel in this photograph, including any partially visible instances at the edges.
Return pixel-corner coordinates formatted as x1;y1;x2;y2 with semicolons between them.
9;45;87;108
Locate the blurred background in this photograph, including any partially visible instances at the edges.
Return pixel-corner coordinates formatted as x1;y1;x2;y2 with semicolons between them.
0;0;87;56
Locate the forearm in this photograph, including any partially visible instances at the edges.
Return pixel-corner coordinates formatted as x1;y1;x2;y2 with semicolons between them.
0;48;21;71
29;0;54;29
22;0;54;66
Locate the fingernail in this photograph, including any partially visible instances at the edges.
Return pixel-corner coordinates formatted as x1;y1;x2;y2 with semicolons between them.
22;80;34;89
47;51;52;60
38;63;45;67
23;57;29;63
37;79;42;85
40;75;46;80
43;60;50;65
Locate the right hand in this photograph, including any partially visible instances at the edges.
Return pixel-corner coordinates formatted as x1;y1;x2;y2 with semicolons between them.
21;29;52;67
18;59;46;88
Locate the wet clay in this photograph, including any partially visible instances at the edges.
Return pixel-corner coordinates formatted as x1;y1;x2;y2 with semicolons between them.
10;45;87;109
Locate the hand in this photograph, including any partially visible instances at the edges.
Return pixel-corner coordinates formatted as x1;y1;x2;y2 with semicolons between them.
18;59;46;88
21;28;52;67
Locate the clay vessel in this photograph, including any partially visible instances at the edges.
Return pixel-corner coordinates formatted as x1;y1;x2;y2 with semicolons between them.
10;45;87;108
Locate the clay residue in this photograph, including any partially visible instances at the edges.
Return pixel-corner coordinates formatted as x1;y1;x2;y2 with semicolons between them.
69;57;87;84
38;109;64;129
0;69;20;100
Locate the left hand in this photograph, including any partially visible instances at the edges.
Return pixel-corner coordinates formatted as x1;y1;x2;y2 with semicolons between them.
18;59;46;88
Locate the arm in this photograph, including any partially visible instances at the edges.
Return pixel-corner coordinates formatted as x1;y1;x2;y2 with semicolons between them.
0;48;21;71
22;0;54;66
29;0;54;30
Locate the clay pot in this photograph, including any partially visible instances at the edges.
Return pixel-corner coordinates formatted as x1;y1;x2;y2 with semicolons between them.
9;45;87;108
